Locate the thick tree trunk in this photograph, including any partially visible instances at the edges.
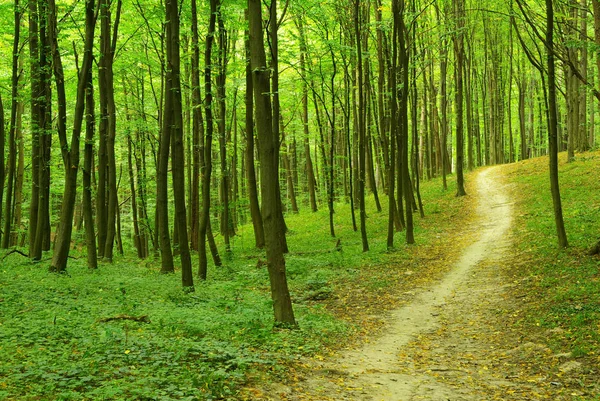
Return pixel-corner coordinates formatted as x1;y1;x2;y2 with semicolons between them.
248;0;296;326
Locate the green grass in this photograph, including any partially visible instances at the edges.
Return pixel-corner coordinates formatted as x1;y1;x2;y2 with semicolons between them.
505;152;600;362
0;174;467;400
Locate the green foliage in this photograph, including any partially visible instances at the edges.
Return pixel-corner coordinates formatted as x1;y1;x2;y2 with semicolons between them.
0;167;469;399
506;153;600;359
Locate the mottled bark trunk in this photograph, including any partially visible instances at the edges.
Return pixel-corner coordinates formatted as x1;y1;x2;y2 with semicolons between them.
248;0;296;326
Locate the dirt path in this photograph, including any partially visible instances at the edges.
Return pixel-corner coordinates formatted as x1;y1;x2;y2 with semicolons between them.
270;166;527;400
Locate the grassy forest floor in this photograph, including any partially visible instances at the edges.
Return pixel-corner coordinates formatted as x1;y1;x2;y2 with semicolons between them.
1;151;599;400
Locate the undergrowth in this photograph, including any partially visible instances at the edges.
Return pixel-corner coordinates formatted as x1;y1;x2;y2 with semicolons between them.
0;174;468;400
504;151;600;398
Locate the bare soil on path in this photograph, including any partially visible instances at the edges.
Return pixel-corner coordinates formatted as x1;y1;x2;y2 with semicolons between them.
259;166;568;401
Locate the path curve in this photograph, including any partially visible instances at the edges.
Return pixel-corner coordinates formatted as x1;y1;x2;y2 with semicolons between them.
282;166;514;400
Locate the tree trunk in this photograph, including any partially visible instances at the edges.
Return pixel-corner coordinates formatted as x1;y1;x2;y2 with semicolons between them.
546;0;569;248
83;68;98;268
355;0;369;252
297;18;318;213
165;0;194;289
248;0;296;326
398;0;414;244
269;0;289;254
2;0;20;249
199;0;217;280
157;29;175;273
436;3;449;190
454;0;466;197
189;0;202;252
216;8;233;253
49;0;95;272
244;19;265;249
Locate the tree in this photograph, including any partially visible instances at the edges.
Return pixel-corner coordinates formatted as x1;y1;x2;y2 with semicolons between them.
545;0;569;248
29;0;52;260
248;0;296;326
49;0;96;272
454;0;467;197
83;67;98;269
165;0;194;289
198;0;218;280
97;0;122;261
2;0;21;249
244;12;265;249
355;0;369;252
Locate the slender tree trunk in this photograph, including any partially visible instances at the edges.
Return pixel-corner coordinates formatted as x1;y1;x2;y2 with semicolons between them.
244;18;265;249
355;0;369;252
50;0;95;272
28;0;40;257
165;0;194;289
216;7;232;253
33;0;52;257
83;68;98;268
0;96;4;237
454;0;466;196
436;3;449;190
12;86;25;247
388;0;399;249
298;18;318;212
157;33;175;273
281;116;299;214
199;0;217;279
2;1;21;249
398;0;414;244
546;0;569;248
269;0;289;254
190;0;202;252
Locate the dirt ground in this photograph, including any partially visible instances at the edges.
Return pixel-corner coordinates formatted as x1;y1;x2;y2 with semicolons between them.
252;166;592;401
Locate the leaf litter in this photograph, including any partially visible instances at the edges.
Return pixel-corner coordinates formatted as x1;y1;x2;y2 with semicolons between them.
244;165;598;400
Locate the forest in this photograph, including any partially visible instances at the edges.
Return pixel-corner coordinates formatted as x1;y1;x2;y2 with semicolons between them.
1;0;600;399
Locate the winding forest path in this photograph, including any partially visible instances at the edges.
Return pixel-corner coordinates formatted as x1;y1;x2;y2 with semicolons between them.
269;166;535;400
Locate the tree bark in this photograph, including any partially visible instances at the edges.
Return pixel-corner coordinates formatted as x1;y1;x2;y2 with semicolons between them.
248;0;296;326
546;0;569;248
50;0;96;272
165;0;194;289
355;0;369;252
190;0;202;252
2;0;21;249
83;68;98;269
244;18;265;249
199;0;218;280
454;0;467;197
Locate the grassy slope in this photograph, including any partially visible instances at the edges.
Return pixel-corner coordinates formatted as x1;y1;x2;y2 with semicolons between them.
0;174;472;400
503;151;600;399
